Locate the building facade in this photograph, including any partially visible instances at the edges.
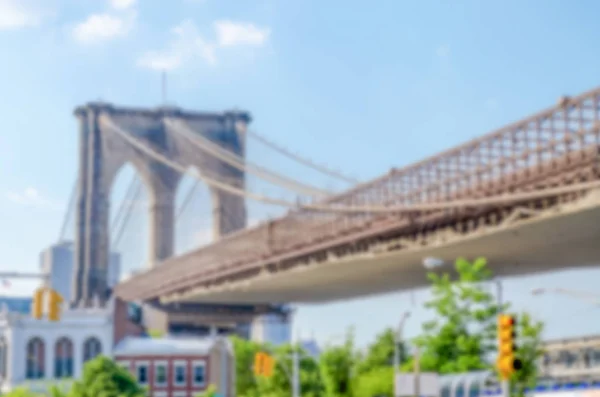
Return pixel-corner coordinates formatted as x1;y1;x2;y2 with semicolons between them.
40;241;121;304
114;336;234;397
538;334;600;380
0;305;113;393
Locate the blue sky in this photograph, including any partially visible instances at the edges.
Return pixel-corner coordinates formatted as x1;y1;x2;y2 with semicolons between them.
1;0;600;347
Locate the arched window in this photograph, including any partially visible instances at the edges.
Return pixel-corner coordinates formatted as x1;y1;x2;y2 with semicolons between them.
54;337;74;378
83;337;102;362
0;337;8;379
26;337;45;379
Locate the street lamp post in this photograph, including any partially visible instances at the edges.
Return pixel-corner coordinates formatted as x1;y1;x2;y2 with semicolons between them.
394;311;411;374
531;287;600;306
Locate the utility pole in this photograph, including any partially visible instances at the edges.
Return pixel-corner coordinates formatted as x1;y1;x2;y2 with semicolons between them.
292;327;301;397
496;277;509;397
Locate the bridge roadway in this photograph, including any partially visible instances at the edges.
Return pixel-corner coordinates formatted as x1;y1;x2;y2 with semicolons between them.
115;87;600;305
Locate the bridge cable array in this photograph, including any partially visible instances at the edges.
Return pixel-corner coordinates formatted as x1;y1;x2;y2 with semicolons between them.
244;128;358;185
57;179;78;243
111;175;143;248
100;115;600;214
166;118;332;198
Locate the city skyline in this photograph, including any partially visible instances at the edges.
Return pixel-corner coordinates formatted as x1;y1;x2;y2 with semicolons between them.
2;0;600;347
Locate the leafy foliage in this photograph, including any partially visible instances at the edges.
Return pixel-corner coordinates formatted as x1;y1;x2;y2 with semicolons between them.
353;366;394;397
3;389;43;397
319;330;357;397
195;384;218;397
408;257;503;374
68;355;146;397
357;327;407;375
510;313;545;397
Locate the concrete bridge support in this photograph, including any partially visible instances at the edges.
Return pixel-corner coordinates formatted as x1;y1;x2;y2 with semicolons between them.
72;103;250;307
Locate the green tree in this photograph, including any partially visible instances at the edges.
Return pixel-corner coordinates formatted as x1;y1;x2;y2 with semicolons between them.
319;330;357;397
353;366;394;397
3;388;42;397
357;328;407;375
256;343;324;397
407;257;502;374
231;336;263;397
405;256;544;392
195;384;218;397
68;355;145;397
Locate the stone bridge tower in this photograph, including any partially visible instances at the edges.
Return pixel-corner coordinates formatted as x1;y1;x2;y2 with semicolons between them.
72;103;250;307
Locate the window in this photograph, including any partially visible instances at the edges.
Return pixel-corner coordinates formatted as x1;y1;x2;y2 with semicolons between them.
26;337;45;379
192;360;206;387
83;337;102;362
154;362;167;387
136;363;148;384
174;361;187;385
54;337;74;378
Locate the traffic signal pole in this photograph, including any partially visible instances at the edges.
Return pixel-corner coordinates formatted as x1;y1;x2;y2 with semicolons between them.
496;279;508;397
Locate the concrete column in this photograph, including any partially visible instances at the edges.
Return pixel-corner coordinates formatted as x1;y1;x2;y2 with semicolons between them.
44;337;53;380
211;112;248;239
83;107;111;307
211;188;247;239
209;325;218;338
148;191;175;266
72;110;90;307
73;338;83;379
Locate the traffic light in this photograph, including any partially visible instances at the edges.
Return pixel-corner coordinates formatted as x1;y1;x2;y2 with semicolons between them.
254;352;265;376
31;288;44;319
497;314;522;379
47;289;63;322
263;354;275;377
254;352;275;377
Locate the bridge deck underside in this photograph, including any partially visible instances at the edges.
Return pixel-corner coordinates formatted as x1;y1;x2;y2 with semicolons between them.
164;190;600;304
114;87;600;304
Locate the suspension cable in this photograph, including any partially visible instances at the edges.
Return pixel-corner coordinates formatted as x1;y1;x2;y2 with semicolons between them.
112;181;143;248
58;179;77;243
245;129;358;184
111;175;140;231
166;119;330;197
101;115;600;214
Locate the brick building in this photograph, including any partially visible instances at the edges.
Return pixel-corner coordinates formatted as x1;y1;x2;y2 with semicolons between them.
114;336;234;397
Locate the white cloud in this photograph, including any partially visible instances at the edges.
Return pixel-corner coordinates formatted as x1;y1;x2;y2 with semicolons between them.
71;12;135;44
214;20;270;48
137;20;216;70
436;44;450;58
5;187;61;210
0;0;43;30
137;19;269;71
110;0;136;10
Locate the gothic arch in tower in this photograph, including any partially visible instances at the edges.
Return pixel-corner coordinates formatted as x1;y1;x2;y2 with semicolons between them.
72;103;250;307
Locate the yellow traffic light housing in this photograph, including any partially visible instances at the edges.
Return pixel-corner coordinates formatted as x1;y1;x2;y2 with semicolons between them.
31;288;44;319
47;289;63;322
497;314;522;379
263;354;275;377
254;352;275;377
31;288;63;321
254;352;266;376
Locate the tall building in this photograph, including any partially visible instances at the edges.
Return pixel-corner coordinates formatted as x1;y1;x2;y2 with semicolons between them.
250;312;292;346
39;242;121;303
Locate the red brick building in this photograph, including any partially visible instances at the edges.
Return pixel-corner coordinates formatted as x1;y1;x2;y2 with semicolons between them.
114;336;234;397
